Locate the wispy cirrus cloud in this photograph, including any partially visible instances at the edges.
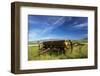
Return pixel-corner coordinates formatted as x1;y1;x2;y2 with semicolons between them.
28;15;88;41
28;17;66;41
42;17;66;34
29;19;50;26
73;23;88;28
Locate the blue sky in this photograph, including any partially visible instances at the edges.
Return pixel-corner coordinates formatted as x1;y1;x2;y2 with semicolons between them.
28;15;88;41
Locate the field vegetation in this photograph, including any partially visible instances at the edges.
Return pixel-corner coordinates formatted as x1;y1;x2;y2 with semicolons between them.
28;39;88;60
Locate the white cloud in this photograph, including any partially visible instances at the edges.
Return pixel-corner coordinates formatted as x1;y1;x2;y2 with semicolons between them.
29;19;50;26
74;23;87;28
42;17;65;34
28;29;42;41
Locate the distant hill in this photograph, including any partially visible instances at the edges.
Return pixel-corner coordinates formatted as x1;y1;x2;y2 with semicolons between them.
79;37;88;43
29;38;88;44
82;38;88;40
29;38;68;43
38;39;68;42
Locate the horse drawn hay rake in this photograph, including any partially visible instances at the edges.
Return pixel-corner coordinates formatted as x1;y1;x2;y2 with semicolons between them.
34;40;85;57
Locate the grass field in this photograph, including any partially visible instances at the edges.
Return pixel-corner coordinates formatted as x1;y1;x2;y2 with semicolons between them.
28;41;88;60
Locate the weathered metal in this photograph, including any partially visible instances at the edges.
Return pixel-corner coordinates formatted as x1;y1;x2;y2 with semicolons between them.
38;40;73;55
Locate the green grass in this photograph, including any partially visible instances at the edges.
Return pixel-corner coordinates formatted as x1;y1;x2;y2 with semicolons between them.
65;45;88;59
28;46;39;60
28;43;88;60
